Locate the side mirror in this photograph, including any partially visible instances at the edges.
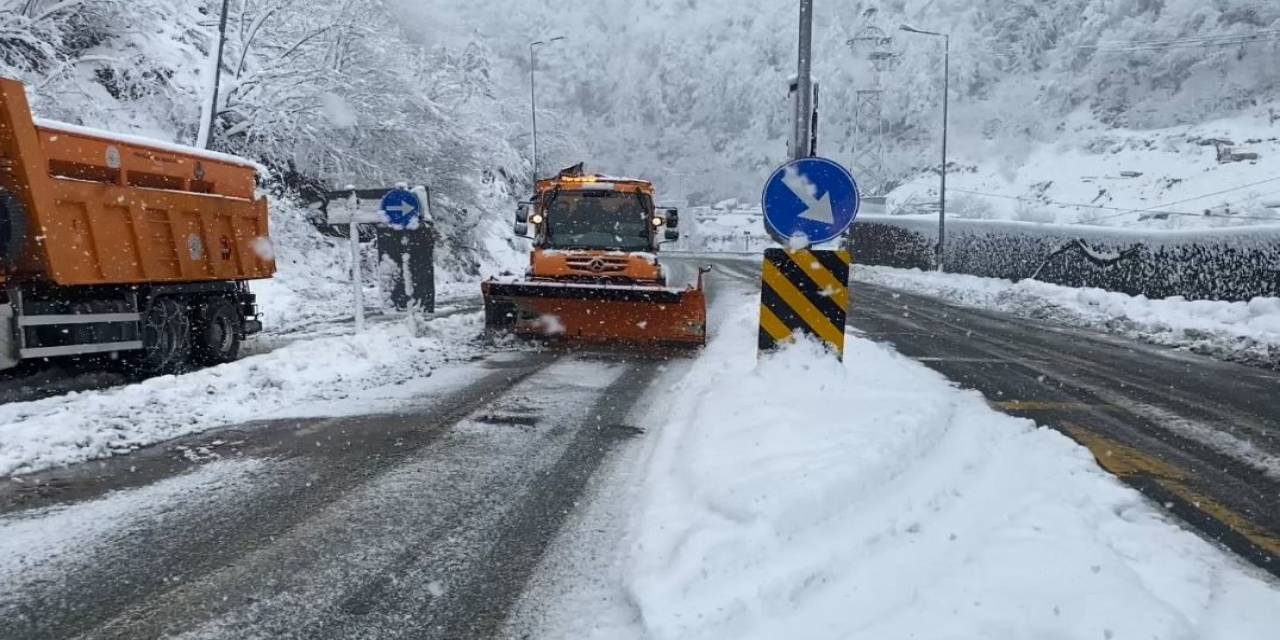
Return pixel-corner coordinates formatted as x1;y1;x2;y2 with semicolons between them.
655;206;679;228
515;203;529;224
514;221;529;236
664;228;679;241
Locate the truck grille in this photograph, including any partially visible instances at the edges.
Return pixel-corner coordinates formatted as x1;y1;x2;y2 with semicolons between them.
565;256;629;274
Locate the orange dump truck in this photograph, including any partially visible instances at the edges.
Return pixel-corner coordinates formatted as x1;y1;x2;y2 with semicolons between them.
0;77;274;374
482;165;707;349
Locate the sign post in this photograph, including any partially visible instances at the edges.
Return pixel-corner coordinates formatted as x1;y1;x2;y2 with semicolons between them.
758;156;860;358
321;186;434;332
347;191;364;333
375;186;435;313
793;0;815;161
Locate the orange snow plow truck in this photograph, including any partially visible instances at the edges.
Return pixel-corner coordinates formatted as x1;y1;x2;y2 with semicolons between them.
482;165;707;348
0;77;274;375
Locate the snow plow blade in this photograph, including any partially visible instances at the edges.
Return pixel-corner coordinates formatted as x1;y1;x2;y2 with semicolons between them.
482;280;707;349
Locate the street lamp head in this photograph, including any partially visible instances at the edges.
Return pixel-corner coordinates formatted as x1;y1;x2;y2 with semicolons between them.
900;24;943;37
549;36;566;42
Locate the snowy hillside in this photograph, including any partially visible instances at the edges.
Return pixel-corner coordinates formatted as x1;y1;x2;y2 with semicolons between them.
17;1;1276;231
391;0;1280;226
892;113;1280;228
2;0;528;275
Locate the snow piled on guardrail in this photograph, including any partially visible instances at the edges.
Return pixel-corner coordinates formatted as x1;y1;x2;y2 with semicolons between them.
851;215;1280;302
855;264;1280;369
623;290;1280;639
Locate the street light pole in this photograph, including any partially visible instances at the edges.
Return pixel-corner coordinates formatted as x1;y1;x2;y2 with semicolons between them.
939;33;949;273
901;24;950;272
793;0;814;161
197;0;231;149
529;36;564;184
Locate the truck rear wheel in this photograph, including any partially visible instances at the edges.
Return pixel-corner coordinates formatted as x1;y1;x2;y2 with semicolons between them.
193;298;241;365
130;297;191;376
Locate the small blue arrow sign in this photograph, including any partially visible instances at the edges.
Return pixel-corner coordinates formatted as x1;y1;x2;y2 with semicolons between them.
380;188;422;230
761;157;860;246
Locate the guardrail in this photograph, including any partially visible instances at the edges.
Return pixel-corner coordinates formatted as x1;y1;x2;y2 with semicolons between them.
850;215;1280;302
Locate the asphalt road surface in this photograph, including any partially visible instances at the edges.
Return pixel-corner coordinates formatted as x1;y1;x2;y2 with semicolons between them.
0;347;668;640
698;254;1280;579
0;263;726;640
4;255;1277;640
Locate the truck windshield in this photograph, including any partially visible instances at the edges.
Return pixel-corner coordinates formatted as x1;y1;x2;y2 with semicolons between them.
543;191;651;251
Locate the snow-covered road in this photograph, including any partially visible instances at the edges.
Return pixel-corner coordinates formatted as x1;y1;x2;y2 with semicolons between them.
506;257;1280;639
0;348;668;639
2;257;1279;640
855;264;1280;369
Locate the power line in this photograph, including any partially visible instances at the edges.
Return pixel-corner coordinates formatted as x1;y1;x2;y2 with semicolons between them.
1077;175;1280;222
951;188;1195;216
1217;186;1280;209
1075;29;1280;52
1101;29;1280;46
946;31;1280;61
951;185;1280;222
1122;209;1277;222
1150;175;1280;208
1091;36;1280;54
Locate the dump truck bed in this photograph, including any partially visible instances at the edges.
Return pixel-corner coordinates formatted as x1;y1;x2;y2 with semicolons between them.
0;77;273;287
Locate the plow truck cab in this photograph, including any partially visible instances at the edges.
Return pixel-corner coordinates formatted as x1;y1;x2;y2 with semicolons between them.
482;165;707;349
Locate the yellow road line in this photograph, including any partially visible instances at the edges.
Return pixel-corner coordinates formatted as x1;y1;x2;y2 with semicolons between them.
783;249;849;309
761;260;844;347
758;304;793;342
1062;422;1280;558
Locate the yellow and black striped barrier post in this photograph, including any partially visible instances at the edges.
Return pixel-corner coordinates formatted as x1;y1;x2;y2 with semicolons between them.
758;247;852;359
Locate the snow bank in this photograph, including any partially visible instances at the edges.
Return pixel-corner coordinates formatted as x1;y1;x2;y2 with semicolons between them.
855;265;1280;369
624;291;1280;639
250;194;500;334
684;206;769;254
250;198;357;332
0;312;487;477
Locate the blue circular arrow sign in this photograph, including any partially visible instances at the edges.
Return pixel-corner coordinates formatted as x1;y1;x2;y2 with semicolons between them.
761;157;860;246
380;188;422;230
